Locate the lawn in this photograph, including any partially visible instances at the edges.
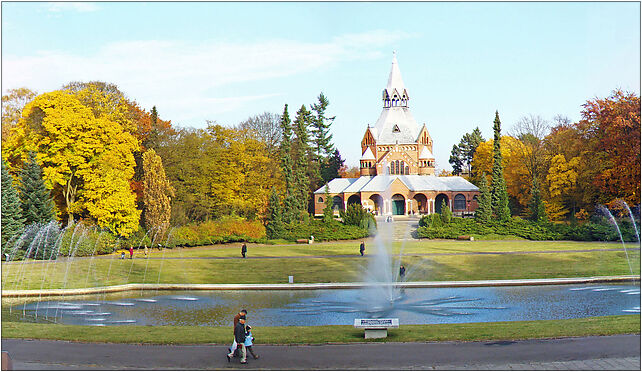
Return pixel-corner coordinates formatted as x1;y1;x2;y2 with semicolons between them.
1;315;639;344
2;240;639;290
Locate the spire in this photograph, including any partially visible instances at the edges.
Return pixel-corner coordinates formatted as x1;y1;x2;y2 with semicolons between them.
382;52;409;108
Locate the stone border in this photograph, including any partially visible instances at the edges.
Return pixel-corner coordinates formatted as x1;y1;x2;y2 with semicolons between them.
2;275;638;298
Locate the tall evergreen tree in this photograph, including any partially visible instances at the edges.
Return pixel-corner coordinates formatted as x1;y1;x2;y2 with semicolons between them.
321;149;345;183
279;104;296;224
474;172;492;224
310;92;335;160
490;111;511;221
440;199;453;223
17;152;56;225
450;127;485;176
1;158;25;248
528;176;547;223
292;105;313;215
265;188;284;239
322;183;334;224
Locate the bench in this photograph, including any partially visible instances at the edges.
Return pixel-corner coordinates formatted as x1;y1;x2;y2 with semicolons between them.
354;318;399;339
296;239;308;244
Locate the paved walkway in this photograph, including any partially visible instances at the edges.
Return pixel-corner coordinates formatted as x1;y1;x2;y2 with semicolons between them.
2;335;640;370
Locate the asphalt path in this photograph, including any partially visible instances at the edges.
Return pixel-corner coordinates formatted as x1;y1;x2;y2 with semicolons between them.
2;335;640;370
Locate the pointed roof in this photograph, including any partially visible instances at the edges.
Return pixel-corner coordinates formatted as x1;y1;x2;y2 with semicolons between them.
385;52;406;95
418;146;434;159
360;147;376;160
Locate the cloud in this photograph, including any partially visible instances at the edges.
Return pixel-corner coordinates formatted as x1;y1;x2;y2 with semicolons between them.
2;29;413;126
45;2;100;13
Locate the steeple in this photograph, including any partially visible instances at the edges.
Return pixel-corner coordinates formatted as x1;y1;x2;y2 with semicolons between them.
382;51;409;108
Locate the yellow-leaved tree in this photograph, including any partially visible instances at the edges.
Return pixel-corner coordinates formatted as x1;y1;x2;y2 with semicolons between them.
544;154;579;221
142;149;174;239
471;136;531;213
2;88;141;236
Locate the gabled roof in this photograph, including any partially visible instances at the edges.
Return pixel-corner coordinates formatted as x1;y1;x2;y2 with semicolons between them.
314;175;479;194
360;147;375;160
418;146;434;159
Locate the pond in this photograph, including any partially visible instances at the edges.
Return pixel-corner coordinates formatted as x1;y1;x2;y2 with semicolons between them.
11;283;640;326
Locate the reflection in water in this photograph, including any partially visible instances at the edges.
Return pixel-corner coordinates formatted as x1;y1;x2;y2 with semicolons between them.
9;284;640;327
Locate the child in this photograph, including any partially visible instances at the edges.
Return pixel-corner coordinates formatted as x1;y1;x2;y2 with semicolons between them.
244;325;259;359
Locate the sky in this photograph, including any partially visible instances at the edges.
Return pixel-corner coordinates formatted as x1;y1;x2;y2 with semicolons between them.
2;2;640;170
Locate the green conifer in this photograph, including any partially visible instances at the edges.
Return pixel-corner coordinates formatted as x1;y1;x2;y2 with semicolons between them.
528;176;548;223
292;105;312;215
490;111;511;221
279;104;296;224
265;188;284;239
474;172;492;224
440;199;452;223
1;158;25;248
322;184;334;224
18;152;56;225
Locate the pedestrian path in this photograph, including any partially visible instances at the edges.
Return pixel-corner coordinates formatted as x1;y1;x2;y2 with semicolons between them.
2;335;639;370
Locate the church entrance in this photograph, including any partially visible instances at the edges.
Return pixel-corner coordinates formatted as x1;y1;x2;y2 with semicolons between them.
392;194;406;215
435;194;449;214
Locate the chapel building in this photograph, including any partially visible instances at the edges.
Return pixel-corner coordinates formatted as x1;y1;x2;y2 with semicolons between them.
314;54;480;216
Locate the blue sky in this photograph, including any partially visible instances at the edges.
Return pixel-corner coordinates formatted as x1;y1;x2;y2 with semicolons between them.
2;2;640;170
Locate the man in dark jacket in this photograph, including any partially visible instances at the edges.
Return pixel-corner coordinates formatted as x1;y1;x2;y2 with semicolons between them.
227;316;247;363
241;244;247;258
230;310;247;357
359;241;365;256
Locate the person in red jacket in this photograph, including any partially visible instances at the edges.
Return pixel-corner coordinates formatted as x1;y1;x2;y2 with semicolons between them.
129;246;134;259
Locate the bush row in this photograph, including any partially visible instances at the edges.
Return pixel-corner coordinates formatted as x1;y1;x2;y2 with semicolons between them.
417;215;639;242
280;219;370;242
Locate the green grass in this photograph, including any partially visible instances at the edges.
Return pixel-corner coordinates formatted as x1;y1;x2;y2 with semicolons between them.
1;315;638;344
2;241;639;290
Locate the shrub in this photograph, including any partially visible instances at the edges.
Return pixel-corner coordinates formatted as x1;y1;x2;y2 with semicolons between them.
280;219;370;242
168;217;266;247
417;215;638;242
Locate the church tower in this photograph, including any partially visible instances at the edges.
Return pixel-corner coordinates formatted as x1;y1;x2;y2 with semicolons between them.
360;53;436;176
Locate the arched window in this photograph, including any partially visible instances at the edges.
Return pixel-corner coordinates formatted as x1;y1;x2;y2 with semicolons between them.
405;166;409;175
318;197;324;203
395;160;400;174
400;161;405;174
454;194;466;210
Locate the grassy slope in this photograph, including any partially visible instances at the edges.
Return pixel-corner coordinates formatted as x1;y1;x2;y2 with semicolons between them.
2;241;639;290
2;315;639;344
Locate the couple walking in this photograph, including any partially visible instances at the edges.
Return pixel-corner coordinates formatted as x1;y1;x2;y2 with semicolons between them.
227;309;259;364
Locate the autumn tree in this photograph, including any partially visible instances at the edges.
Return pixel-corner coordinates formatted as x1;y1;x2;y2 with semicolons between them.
142;149;174;238
18;152;56;225
2;89;141;236
490;111;511;221
1;88;37;143
580;90;640;206
545;154;579;221
1;158;25;248
339;166;361;178
237;112;282;156
471;136;530;213
508;114;550;189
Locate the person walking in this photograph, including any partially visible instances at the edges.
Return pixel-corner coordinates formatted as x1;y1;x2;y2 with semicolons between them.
229;309;247;357
244;325;259;359
129;246;134;259
399;265;406;279
228;316;247;364
241;243;247;258
359;241;365;256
